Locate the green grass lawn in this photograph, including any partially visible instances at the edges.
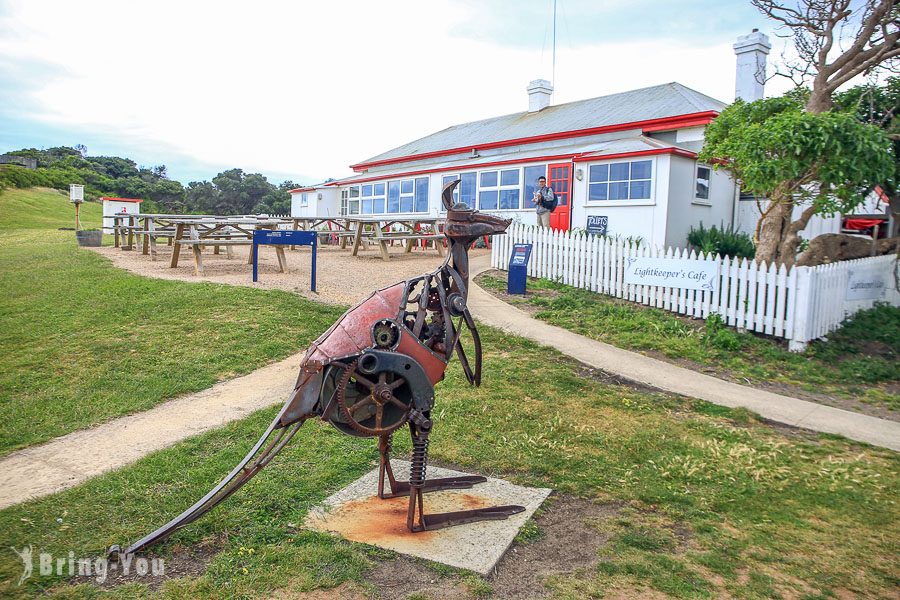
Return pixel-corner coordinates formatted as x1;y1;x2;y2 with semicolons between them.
478;273;900;412
1;330;897;599
1;188;898;599
0;188;344;454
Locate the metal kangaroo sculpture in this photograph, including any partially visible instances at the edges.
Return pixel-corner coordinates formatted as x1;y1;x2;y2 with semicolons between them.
109;180;520;560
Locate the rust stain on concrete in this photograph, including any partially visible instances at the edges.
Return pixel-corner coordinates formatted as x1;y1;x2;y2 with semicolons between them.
314;493;491;546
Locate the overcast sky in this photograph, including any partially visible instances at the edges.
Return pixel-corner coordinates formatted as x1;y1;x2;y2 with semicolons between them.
0;0;794;185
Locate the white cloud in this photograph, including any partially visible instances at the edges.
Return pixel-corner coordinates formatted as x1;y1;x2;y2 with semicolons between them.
0;0;796;183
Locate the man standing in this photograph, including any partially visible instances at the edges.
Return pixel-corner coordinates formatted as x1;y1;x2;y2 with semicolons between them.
532;175;556;227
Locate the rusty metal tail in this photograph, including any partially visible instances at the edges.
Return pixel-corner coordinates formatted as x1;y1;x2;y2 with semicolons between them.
110;410;308;559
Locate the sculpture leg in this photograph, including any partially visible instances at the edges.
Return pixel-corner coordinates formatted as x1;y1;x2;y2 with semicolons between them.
405;410;525;532
377;434;399;499
109;411;309;560
377;430;486;500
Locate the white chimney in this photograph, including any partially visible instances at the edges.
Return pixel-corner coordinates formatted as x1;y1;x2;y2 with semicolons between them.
733;29;771;102
527;79;553;112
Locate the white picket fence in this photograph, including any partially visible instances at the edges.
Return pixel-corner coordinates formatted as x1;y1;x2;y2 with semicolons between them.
491;223;899;351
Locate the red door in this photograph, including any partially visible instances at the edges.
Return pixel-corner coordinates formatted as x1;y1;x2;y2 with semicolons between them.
548;163;571;231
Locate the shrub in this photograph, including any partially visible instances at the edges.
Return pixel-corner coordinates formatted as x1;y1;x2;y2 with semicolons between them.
688;223;756;259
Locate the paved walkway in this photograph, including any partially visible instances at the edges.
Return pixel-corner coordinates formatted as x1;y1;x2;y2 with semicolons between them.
1;258;897;510
0;352;302;510
469;255;900;452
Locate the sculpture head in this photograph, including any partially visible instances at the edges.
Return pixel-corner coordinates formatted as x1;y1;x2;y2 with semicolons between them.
442;179;511;245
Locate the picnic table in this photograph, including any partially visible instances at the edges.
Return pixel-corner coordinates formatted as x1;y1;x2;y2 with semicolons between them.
168;216;293;275
344;216;445;261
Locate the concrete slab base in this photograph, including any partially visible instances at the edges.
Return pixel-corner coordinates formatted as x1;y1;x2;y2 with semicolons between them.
304;460;551;575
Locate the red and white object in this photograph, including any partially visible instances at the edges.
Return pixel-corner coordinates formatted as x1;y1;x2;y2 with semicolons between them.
101;197;143;233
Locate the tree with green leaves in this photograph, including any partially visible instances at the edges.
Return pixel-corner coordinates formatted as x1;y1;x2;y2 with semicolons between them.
834;76;899;235
699;94;894;266
701;0;898;265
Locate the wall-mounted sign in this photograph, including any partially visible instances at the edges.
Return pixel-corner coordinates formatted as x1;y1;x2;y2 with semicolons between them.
846;266;887;300
624;257;719;292
586;215;608;236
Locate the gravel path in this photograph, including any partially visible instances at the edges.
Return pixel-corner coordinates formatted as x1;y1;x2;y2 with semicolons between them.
90;242;489;306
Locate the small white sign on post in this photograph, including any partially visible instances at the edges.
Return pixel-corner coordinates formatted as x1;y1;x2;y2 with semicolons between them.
624;257;719;292
69;184;84;203
846;266;887;300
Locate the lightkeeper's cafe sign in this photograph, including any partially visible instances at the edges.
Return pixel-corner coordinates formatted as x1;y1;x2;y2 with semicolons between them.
624;257;720;292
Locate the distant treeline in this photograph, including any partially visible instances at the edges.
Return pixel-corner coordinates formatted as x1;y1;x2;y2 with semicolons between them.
0;146;302;215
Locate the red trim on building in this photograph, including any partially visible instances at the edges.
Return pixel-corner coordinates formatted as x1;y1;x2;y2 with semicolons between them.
348;111;717;172
100;197;144;203
328;147;696;187
573;148;697;163
288;187;316;193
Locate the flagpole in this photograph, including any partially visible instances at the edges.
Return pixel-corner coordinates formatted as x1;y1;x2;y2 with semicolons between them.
552;0;557;86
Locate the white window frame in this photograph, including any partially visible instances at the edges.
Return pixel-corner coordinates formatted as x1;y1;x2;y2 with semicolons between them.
477;168;522;211
584;158;656;207
300;192;309;207
361;182;386;214
385;178;429;214
693;164;712;206
346;185;361;215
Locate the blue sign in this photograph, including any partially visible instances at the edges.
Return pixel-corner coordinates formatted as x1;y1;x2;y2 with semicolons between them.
507;243;533;295
586;215;608;236
252;229;317;290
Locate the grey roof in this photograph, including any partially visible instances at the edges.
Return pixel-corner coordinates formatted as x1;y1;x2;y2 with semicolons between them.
356;82;727;166
334;136;693;185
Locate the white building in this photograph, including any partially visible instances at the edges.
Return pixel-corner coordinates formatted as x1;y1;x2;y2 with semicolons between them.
290;30;883;248
101;196;143;233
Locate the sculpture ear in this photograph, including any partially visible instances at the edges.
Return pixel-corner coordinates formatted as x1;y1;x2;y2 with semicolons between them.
442;179;461;211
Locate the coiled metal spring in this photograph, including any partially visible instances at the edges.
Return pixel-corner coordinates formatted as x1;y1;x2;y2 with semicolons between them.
409;435;429;488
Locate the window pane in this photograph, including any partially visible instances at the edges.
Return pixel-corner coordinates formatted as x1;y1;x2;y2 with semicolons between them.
630;180;651;199
480;171;498;188
499;188;520;209
479;190;498;210
589;164;608;182
387;195;400;213
349;199;360;214
400;196;414;212
401;179;414;194
388;181;400;204
442;175;459;205
460;172;476;208
610;163;629;181
362;198;373;213
631;160;651;180
362;184;373;197
415;178;428;212
349;186;360;198
589;183;608;201
373;183;385;196
524;165;545;207
696;167;710;199
609;181;629;200
500;169;519;186
373;197;385;213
